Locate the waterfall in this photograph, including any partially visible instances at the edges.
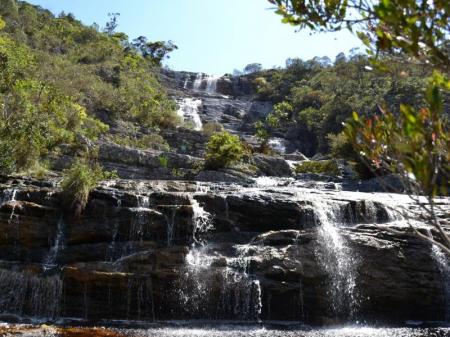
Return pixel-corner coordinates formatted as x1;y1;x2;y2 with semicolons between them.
268;138;287;154
427;228;450;322
0;269;62;319
313;201;359;319
178;194;262;321
191;198;213;243
225;244;263;322
3;189;19;225
192;73;218;94
177;98;203;130
193;73;203;91
0;188;17;206
165;207;177;247
44;216;65;268
205;75;218;94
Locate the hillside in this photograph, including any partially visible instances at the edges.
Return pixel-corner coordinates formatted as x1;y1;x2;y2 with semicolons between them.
0;0;449;334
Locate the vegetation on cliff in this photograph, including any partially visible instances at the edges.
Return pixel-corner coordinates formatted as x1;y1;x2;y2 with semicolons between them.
0;0;179;175
205;131;244;169
269;0;450;254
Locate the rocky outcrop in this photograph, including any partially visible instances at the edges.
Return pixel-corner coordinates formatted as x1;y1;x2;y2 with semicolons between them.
252;155;293;177
0;177;448;325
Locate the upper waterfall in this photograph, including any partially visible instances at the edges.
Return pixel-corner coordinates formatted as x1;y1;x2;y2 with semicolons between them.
191;73;219;94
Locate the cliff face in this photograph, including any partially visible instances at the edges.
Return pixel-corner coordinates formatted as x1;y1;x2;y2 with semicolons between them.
160;69;321;157
0;176;448;325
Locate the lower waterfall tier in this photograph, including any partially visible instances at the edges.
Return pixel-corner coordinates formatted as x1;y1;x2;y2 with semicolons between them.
0;177;448;326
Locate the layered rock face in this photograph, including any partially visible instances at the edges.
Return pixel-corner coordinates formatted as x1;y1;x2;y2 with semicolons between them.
0;177;448;325
160;69;326;156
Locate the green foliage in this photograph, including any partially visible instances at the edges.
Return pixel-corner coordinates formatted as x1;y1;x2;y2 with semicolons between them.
345;74;450;197
108;133;170;151
267;101;292;128
0;0;180;175
132;36;178;66
250;52;426;155
202;122;224;137
205;131;244;169
294;160;340;176
254;120;271;153
158;155;169;168
61;158;116;213
328;132;374;179
269;0;450;71
270;0;450;253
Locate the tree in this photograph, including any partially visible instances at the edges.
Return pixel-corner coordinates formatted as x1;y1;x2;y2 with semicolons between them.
269;0;450;254
132;36;178;65
269;0;450;71
243;63;263;74
104;12;120;36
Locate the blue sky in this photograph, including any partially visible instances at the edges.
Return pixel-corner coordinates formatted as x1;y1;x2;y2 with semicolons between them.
27;0;362;75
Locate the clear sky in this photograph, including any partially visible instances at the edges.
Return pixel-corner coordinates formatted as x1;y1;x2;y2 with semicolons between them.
27;0;362;75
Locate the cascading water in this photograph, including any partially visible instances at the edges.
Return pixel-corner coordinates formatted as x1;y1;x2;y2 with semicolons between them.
0;270;62;320
205;75;218;94
192;72;218;94
312;200;359;319
179;191;263;322
268;138;287;154
177;98;203;130
44;216;65;269
427;231;450;322
432;245;450;322
193;73;203;91
165;207;177;247
0;188;17;206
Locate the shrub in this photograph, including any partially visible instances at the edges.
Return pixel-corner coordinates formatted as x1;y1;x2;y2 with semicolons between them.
158;155;169;168
61;159;116;215
108;133;170;151
205;131;244;169
202;122;224;137
328;132;354;159
294;160;340;176
328;132;375;179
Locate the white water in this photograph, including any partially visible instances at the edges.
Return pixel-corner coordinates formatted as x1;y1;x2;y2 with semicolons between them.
44;216;65;268
0;270;62;319
431;244;450;321
2;189;18;224
177;98;203;130
313;201;359;318
0;188;17;206
205;75;219;94
181;193;263;321
269;138;287;154
192;73;219;94
165;207;177;247
193;73;203;91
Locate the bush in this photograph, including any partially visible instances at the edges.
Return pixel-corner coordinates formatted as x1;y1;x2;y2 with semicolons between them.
328;132;375;179
205;131;244;169
294;160;340;176
328;132;354;159
61;159;116;215
108;133;170;151
158;155;169;168
202;122;224;137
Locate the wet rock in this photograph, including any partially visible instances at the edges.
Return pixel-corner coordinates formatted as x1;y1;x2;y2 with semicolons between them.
252;155;292;177
0;176;447;325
